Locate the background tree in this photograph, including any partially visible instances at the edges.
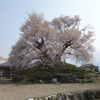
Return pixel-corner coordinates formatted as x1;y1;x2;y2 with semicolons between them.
9;13;95;69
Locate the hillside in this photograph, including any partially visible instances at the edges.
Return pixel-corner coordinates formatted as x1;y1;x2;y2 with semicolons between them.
14;62;100;84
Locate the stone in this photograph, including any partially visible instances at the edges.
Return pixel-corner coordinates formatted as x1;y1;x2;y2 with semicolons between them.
52;78;57;83
29;98;33;100
58;75;81;83
45;96;48;100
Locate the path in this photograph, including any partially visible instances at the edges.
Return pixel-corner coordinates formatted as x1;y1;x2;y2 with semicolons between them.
0;83;100;100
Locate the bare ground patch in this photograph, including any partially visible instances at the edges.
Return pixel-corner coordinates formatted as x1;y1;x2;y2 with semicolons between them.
0;83;100;100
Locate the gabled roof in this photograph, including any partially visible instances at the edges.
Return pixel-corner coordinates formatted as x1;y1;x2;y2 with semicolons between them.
80;64;98;69
0;61;11;67
0;60;6;64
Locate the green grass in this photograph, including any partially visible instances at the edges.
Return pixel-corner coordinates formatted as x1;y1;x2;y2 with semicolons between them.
14;61;100;83
81;77;100;83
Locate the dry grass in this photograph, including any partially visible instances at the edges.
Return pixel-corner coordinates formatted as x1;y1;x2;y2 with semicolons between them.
0;83;100;100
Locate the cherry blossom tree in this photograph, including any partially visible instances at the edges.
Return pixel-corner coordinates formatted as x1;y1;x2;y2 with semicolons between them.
9;13;95;69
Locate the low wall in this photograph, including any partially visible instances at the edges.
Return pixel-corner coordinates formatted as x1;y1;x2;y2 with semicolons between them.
29;89;100;100
0;77;13;80
0;77;7;79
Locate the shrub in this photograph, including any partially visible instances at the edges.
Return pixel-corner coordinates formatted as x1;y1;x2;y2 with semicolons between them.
15;62;96;83
76;74;86;79
88;69;95;73
81;78;100;83
86;74;93;79
26;71;53;82
52;73;62;79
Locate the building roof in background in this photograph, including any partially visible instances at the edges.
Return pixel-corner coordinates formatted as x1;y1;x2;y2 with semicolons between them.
0;61;11;67
80;64;98;69
0;57;8;61
0;60;6;64
0;57;8;64
3;58;8;61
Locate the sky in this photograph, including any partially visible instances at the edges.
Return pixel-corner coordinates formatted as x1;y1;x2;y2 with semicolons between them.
0;0;100;67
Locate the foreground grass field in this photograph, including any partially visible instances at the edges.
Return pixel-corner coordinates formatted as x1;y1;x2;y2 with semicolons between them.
0;83;100;100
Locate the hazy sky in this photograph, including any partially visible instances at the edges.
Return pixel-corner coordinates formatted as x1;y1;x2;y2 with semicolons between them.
0;0;100;66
